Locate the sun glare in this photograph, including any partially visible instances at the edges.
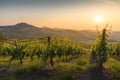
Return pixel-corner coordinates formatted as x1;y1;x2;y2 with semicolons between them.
95;16;103;23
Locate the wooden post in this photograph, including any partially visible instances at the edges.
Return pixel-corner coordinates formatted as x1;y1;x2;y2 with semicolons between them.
102;29;106;41
99;28;106;70
48;37;54;67
48;36;50;46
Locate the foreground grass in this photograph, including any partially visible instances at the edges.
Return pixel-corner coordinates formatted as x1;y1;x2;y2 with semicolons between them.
1;53;90;80
104;58;120;79
1;53;120;80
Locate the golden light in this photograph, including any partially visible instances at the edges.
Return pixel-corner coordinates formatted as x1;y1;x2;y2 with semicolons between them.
95;16;103;23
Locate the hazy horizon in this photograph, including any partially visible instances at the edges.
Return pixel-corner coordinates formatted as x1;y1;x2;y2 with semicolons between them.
1;0;120;31
0;22;119;32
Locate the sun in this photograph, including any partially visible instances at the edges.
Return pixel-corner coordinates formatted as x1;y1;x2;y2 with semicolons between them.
95;16;103;23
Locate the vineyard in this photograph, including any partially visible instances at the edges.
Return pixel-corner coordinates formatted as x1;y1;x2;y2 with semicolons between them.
0;37;86;68
1;0;120;79
0;30;120;80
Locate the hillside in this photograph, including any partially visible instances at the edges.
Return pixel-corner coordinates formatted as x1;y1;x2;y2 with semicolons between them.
0;23;119;42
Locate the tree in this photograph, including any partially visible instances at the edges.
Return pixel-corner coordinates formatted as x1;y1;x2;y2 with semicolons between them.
8;39;27;67
91;25;110;69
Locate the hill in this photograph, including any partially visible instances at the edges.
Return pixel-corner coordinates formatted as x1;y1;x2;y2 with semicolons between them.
0;23;119;42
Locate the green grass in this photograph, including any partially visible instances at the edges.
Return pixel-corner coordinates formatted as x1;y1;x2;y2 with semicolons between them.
105;58;120;79
1;53;90;80
51;54;89;80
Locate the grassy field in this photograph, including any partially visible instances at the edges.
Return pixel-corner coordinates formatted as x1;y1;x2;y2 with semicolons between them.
0;53;90;80
0;52;120;80
0;39;120;80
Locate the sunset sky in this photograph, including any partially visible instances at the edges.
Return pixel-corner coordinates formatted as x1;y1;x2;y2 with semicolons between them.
0;0;120;31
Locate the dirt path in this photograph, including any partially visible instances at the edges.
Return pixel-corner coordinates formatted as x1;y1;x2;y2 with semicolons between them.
89;54;112;80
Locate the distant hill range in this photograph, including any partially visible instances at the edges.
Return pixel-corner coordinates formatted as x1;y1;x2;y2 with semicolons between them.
0;23;119;42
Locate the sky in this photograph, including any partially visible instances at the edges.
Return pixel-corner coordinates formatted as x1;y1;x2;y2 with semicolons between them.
0;0;120;31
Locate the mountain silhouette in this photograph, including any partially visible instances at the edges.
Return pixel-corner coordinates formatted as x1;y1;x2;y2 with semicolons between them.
0;23;119;42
